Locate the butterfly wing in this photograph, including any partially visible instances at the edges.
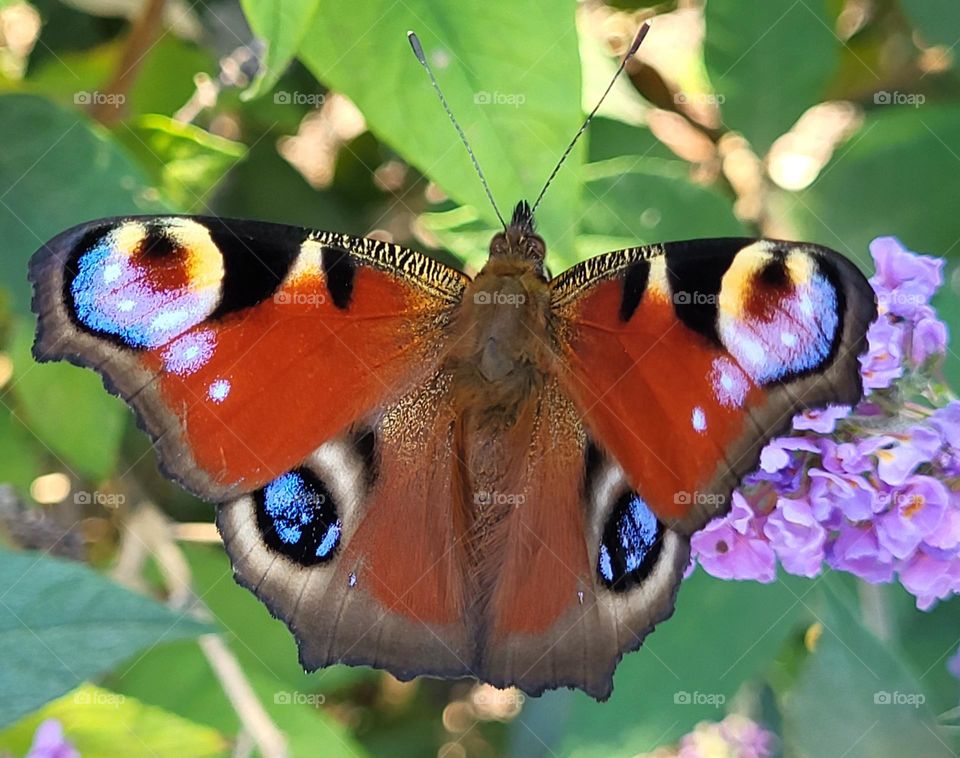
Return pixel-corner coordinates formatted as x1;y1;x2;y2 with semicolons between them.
32;215;479;678
475;238;874;699
550;238;876;533
30;216;467;501
217;367;478;681
477;377;689;699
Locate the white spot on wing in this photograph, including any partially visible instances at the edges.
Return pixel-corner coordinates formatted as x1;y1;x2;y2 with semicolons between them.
692;406;707;433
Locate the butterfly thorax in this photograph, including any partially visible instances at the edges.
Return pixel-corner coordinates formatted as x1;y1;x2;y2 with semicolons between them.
447;255;553;421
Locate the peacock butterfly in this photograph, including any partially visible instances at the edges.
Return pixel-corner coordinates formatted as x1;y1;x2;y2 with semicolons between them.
28;25;876;699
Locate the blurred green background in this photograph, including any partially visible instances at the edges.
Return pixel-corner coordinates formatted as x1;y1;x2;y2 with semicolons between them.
0;0;959;756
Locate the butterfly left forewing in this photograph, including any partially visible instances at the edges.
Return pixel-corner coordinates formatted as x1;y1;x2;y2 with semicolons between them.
30;216;468;501
551;237;876;533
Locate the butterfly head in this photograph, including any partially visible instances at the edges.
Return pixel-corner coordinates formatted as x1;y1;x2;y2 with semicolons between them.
489;201;546;270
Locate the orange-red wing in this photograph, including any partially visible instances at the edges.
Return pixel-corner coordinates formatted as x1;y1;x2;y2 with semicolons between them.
30;216;467;501
216;369;477;684
551;238;875;532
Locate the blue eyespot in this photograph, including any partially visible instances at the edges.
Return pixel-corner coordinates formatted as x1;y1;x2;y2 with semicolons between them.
598;492;663;591
255;469;341;564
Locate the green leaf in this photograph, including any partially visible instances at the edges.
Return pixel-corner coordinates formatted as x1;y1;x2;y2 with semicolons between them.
577;158;748;256
901;0;960;47
7;322;126;482
704;0;840;155
0;684;227;758
790;105;960;263
22;37;215;120
780;582;953;758
517;571;813;757
422;160;746;273
296;0;584;262
115;640;370;757
586;117;681;165
240;0;323;98
0;94;164;316
116;115;247;211
0;549;211;726
0;401;44;494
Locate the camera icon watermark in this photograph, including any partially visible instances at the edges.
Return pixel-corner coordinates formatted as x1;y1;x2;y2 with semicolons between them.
873;690;925;708
474;490;526;507
673;690;726;708
473;90;526;107
273;690;326;706
274;91;326;107
74;490;126;509
674;92;725;106
74;91;125;108
873;91;925;108
74;689;125;707
673;290;718;306
473;291;526;307
674;491;726;507
274;291;327;307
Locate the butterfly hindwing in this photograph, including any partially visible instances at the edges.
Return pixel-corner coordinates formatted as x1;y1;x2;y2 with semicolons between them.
478;377;689;699
217;368;475;682
30;216;468;501
551;238;876;533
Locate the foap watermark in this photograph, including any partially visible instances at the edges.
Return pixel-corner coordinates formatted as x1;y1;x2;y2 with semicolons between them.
274;91;326;107
274;291;327;307
673;290;719;306
674;92;725;107
74;690;125;707
474;291;526;307
74;490;126;509
473;90;526;107
874;690;926;708
674;490;726;508
274;690;326;706
674;690;726;708
874;91;925;108
74;91;125;108
474;490;526;507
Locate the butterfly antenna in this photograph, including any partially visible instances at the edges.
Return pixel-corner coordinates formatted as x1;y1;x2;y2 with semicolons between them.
530;22;651;217
407;31;507;230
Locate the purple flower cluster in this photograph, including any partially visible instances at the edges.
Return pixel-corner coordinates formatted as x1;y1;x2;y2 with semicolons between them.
692;237;959;611
26;720;79;758
643;714;775;758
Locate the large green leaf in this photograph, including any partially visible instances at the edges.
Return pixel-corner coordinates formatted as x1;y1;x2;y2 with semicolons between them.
577;158;748;255
0;684;227;758
901;0;960;47
22;37;215;120
7;322;126;482
116;115;247;211
115;639;369;757
240;0;323;98
515;571;814;757
0;94;163;316
421;159;745;272
0;549;210;726
790;105;960;262
704;0;840;155
295;0;584;263
780;582;954;757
